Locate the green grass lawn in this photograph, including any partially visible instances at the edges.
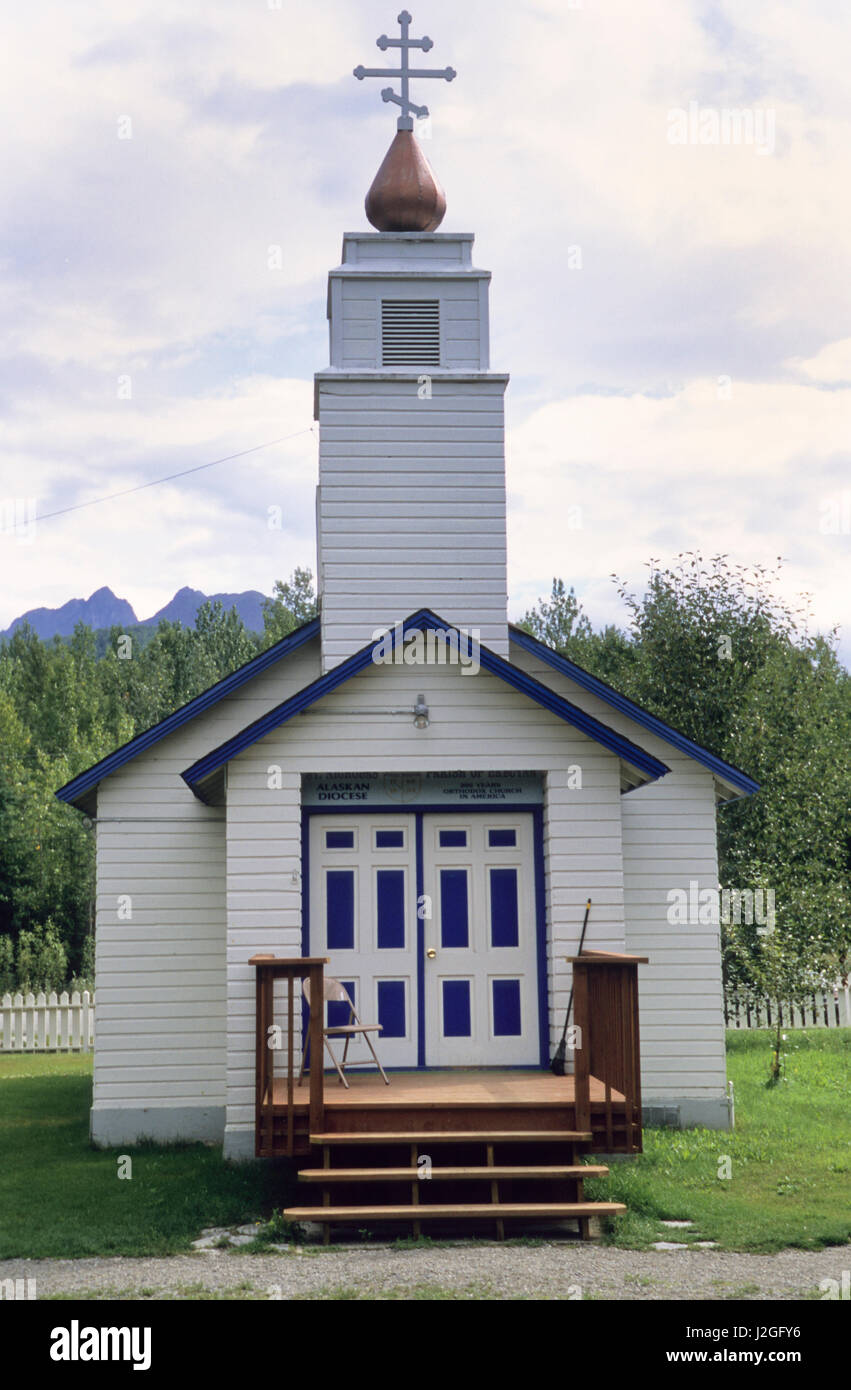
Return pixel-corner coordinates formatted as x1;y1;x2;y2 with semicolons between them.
587;1028;851;1253
1;1030;849;1259
0;1054;295;1259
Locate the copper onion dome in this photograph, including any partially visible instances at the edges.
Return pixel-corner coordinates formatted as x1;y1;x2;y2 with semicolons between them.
354;11;456;233
365;130;447;232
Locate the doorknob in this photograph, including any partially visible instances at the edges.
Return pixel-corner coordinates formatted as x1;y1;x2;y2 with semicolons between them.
426;948;437;959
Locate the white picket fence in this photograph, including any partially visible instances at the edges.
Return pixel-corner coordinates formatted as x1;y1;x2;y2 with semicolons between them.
0;990;95;1051
724;983;851;1030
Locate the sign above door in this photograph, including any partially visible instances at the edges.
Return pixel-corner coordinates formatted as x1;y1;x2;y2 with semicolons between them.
302;771;543;807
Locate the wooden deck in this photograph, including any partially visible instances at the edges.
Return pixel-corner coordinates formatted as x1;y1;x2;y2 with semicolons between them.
251;953;645;1159
263;1067;633;1154
253;954;646;1237
272;1069;623;1108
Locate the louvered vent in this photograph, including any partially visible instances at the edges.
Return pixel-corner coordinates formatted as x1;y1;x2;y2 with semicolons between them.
381;299;441;366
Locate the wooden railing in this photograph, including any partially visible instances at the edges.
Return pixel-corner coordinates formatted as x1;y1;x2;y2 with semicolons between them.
569;950;647;1153
249;955;328;1158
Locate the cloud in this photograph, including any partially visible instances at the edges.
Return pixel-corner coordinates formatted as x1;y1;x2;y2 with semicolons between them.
0;0;849;667
506;376;851;658
1;376;317;623
788;337;851;385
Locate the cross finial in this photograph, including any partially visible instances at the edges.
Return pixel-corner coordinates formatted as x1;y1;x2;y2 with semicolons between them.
354;10;456;132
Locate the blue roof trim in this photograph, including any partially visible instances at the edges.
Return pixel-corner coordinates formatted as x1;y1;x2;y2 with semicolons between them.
55;617;321;806
509;625;760;797
181;609;670;796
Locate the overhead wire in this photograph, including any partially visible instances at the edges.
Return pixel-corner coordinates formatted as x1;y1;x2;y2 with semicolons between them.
31;426;315;524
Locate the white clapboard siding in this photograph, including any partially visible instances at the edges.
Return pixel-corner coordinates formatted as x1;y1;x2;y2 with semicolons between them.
333;247;487;371
225;769;302;1154
317;233;503;667
544;763;627;1054
89;640;321;1123
620;762;726;1097
0;991;94;1051
509;637;730;1104
339;279;483;370
317;377;509;667
328;233;488;371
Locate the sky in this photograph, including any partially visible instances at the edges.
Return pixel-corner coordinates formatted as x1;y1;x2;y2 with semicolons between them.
1;0;849;662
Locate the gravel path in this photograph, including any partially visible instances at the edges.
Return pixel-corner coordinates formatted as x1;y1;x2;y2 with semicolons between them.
2;1244;848;1301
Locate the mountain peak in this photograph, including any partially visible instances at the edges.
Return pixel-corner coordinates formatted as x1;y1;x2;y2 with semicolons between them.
143;588;266;629
3;588;137;641
2;586;268;642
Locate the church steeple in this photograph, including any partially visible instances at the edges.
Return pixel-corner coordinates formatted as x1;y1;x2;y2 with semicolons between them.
354;10;455;233
313;14;509;673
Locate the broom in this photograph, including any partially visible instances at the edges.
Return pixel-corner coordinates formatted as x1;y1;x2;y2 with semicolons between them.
550;897;591;1075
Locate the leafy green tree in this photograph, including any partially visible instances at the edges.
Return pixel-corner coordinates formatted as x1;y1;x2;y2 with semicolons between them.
0;935;14;993
523;554;851;992
0;687;32;942
517;578;637;686
262;567;318;644
0;575;320;976
15;919;68;993
723;638;851;991
520;578;593;650
610;554;812;756
193;601;258;682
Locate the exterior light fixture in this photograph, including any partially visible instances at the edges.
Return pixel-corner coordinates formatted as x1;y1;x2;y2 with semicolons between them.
413;694;429;729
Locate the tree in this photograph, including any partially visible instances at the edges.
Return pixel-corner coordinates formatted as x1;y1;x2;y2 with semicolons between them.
609;554;812;757
0;574;322;978
517;577;637;686
722;637;851;991
522;554;851;990
0;935;14;992
15;919;68;993
262;567;318;644
519;578;594;650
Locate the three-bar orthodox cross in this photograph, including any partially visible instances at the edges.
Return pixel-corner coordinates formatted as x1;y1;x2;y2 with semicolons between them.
354;9;456;131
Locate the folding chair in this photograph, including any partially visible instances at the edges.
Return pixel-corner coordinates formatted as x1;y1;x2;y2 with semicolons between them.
298;976;390;1088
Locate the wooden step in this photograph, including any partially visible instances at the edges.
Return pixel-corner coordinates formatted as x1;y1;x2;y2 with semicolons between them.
309;1130;593;1146
284;1202;626;1222
298;1165;609;1182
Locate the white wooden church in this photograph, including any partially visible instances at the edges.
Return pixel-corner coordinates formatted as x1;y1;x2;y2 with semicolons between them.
57;13;758;1174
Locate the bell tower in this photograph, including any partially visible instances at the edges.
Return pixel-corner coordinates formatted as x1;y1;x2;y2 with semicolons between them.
315;12;509;670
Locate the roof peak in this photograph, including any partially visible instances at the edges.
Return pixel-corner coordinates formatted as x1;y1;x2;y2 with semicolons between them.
181;609;670;800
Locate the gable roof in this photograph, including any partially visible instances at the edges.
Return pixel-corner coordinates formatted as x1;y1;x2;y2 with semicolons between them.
181;608;670;801
508;625;759;800
55;617;321;808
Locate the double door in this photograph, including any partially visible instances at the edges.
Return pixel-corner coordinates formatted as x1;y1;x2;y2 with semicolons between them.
309;812;539;1067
